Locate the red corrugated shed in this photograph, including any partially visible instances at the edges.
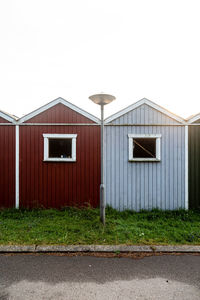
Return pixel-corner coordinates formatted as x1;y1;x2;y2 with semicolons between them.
19;98;100;208
0;114;15;208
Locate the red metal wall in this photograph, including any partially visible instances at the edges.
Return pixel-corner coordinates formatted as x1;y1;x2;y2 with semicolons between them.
20;104;100;208
25;103;94;123
0;117;9;123
0;122;15;208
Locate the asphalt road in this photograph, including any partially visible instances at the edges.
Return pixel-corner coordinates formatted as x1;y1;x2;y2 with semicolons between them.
0;253;200;300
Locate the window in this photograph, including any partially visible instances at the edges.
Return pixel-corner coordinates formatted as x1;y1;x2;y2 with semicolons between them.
43;134;77;162
128;134;161;162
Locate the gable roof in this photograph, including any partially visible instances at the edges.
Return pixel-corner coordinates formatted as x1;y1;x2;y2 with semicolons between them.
18;97;100;124
0;110;18;123
187;113;200;124
105;98;185;124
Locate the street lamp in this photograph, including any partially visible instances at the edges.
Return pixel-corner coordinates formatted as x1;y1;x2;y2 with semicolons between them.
89;93;116;225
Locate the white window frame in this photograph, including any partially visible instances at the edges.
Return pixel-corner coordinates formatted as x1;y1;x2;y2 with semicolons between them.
43;134;77;162
128;134;161;162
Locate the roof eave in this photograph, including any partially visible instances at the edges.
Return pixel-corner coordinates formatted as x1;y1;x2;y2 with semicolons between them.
105;98;185;124
187;113;200;124
0;110;17;123
17;97;100;124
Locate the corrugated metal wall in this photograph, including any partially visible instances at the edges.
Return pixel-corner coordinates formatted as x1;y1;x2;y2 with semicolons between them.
111;104;180;125
19;104;100;208
105;104;185;211
189;123;200;209
0;123;15;208
0;117;9;123
25;103;95;124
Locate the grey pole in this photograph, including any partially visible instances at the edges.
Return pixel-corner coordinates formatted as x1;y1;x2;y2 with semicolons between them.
100;104;105;225
88;93;115;225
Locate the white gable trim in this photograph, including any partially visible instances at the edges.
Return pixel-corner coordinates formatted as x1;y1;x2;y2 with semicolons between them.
105;98;185;124
0;111;16;123
187;113;200;124
18;97;100;124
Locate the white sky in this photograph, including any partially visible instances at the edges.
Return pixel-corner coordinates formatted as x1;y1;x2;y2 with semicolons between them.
0;0;200;119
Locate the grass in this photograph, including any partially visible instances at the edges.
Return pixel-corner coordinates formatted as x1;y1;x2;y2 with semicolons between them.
0;207;200;245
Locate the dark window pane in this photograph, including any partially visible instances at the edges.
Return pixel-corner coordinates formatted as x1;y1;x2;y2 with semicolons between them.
133;138;156;158
49;139;72;158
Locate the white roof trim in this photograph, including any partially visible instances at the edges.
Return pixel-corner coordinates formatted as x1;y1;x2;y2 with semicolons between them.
0;111;17;123
18;97;100;124
187;113;200;124
105;98;185;124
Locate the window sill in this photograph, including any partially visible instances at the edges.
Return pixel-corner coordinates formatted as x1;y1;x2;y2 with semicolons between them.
129;158;161;162
43;158;76;162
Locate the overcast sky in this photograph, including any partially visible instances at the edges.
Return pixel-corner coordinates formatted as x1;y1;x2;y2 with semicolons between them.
0;0;200;119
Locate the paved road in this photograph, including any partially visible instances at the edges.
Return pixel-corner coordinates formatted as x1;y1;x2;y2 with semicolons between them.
0;254;200;300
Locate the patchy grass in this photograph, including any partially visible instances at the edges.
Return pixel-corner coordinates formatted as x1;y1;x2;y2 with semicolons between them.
0;207;199;245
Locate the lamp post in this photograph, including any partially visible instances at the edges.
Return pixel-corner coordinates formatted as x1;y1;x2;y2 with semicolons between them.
89;93;116;225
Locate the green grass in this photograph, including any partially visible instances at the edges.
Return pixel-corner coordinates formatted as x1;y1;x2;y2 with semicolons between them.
0;207;200;245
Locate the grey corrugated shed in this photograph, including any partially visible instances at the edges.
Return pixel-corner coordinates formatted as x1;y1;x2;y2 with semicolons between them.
105;99;186;211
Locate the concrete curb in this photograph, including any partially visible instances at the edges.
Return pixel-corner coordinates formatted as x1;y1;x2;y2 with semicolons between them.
0;245;200;253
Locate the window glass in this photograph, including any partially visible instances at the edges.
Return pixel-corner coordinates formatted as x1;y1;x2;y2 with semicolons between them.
49;138;72;158
133;138;156;158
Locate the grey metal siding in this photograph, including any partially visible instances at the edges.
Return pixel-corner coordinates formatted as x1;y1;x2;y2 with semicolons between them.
105;106;185;211
111;104;180;125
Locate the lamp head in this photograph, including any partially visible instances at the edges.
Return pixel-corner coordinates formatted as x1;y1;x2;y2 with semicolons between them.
89;93;116;105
